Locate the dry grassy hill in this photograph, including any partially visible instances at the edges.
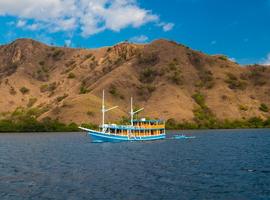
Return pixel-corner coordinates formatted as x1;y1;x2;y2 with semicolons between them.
0;38;269;125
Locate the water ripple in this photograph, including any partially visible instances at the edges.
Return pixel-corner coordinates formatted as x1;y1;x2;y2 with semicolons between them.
0;130;270;199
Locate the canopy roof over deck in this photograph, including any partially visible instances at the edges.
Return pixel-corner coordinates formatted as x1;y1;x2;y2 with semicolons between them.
133;119;165;123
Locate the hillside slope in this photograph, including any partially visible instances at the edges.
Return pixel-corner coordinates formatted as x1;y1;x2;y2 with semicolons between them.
0;38;269;125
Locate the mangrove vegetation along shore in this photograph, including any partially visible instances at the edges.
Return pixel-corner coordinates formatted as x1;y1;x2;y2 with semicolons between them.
0;116;270;132
0;107;97;133
165;117;270;130
0;118;97;133
0;106;269;132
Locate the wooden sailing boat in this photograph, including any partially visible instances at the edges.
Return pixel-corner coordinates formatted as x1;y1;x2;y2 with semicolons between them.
79;90;166;142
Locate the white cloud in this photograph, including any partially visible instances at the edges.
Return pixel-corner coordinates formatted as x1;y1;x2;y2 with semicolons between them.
65;39;72;47
129;35;149;43
27;23;40;31
0;0;171;37
157;22;174;32
16;19;26;27
261;53;270;65
162;23;174;32
229;57;236;62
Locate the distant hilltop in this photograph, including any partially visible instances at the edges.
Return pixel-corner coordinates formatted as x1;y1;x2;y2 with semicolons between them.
0;38;269;126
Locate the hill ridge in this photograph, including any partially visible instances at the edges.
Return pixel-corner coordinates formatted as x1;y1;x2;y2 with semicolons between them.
0;38;269;125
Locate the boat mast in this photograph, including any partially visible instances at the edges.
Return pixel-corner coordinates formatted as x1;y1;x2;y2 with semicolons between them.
101;90;118;132
130;97;144;126
102;90;105;129
131;97;133;126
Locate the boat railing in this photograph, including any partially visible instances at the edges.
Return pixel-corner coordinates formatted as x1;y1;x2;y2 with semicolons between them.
133;125;165;129
106;125;165;130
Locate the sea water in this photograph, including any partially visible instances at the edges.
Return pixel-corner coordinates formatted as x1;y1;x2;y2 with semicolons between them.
0;129;270;200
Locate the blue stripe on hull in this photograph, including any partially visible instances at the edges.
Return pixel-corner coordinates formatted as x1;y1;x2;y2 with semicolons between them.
87;130;165;142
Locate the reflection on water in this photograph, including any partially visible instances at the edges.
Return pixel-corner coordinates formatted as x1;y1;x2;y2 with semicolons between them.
0;129;270;200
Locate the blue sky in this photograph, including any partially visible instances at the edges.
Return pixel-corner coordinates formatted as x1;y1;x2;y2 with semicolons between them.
0;0;269;65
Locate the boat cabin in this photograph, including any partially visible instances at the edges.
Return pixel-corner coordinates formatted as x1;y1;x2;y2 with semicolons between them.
102;118;165;137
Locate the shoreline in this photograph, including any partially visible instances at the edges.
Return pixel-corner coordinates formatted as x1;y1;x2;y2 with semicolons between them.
0;127;269;134
0;116;269;133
